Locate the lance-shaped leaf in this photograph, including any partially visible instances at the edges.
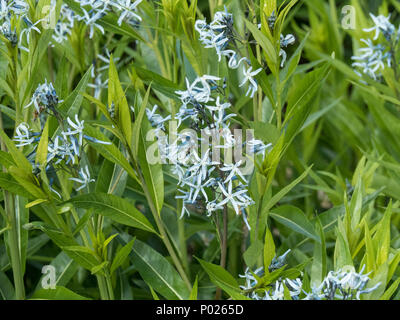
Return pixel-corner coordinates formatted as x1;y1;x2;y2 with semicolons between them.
270;205;320;243
35;119;49;166
109;55;132;148
197;258;249;300
65;193;157;234
84;124;140;184
137;117;164;215
31;286;91;300
131;239;190;300
0;129;32;171
25;223;100;271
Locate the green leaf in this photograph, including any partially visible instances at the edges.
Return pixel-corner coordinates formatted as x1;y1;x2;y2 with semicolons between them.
65;193;157;234
243;239;263;268
138;118;164;215
364;223;376;273
264;166;312;212
133;65;179;100
91;261;109;275
149;286;160;300
131;239;190;300
57;66;92;117
189;276;198;300
35;119;49;166
334;226;353;270
284;63;331;144
0;272;14;300
281;32;309;85
35;252;79;290
0;150;15;169
270;205;320;242
316;187;384;232
373;201;392;267
244;19;277;75
98;14;144;42
263;227;275;272
8;166;46;199
132;85;151;159
31;286;91;300
29;224;99;271
72;210;93;236
83;124;140;183
310;218;327;286
197;257;249;300
109;55;132;148
110;238;135;274
0;173;33;199
0;129;32;171
380;278;400;300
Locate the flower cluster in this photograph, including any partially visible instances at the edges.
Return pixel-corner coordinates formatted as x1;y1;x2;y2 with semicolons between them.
52;4;75;44
352;14;399;80
146;75;270;228
195;8;297;97
304;266;380;300
240;250;304;300
0;0;39;49
195;8;262;98
279;33;296;67
16;81;111;196
240;249;380;300
25;80;60;114
53;0;143;42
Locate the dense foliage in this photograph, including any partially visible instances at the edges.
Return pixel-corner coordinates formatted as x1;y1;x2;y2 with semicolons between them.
0;0;400;300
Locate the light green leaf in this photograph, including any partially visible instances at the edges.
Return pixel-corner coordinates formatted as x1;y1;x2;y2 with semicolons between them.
31;286;91;300
110;238;135;274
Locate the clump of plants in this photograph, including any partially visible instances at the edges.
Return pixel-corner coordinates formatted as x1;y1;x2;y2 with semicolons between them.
0;0;399;301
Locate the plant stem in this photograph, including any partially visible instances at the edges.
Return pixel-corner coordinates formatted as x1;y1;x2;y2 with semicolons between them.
216;204;228;300
4;192;25;300
146;186;191;289
0;111;25;299
96;274;109;300
127;146;191;290
177;217;190;277
105;270;115;300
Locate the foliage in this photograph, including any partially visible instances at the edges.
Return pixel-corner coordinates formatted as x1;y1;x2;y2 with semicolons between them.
0;0;399;301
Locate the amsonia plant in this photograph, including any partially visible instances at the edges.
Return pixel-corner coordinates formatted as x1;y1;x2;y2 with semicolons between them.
0;0;399;301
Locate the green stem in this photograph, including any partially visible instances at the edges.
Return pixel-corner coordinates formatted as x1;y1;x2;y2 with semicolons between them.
96;274;109;300
216;204;228;300
4;192;25;300
125;137;191;290
105;270;114;300
276;76;282;129
177;217;190;277
152;199;191;289
0;109;25;299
